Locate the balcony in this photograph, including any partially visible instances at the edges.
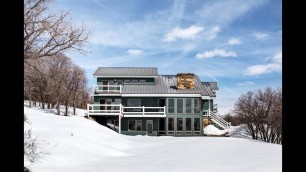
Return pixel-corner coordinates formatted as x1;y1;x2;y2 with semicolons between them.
87;104;166;117
93;85;122;94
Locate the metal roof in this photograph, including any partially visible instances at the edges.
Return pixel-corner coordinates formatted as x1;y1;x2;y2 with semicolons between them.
93;67;158;77
122;75;216;97
202;82;219;91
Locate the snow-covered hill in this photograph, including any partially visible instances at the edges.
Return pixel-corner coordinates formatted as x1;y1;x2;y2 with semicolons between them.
24;105;282;172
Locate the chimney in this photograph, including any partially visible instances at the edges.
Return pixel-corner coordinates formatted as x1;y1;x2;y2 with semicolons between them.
177;73;195;89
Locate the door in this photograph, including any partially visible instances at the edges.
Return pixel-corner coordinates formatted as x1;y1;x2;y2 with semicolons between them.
146;120;153;136
158;118;165;135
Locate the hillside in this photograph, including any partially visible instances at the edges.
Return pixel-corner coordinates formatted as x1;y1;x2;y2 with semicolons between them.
24;104;282;172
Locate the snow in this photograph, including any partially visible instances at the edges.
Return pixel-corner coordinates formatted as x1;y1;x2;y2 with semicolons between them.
24;105;282;172
204;125;229;136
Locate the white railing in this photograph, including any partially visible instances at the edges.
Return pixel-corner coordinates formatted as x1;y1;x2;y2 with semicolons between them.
203;110;230;129
87;104;122;115
93;85;122;94
87;104;166;117
122;106;166;117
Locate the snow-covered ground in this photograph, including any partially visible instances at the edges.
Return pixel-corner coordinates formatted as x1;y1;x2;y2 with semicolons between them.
24;105;282;172
204;125;230;136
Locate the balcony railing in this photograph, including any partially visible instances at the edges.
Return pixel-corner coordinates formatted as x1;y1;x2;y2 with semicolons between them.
93;85;122;94
87;104;166;117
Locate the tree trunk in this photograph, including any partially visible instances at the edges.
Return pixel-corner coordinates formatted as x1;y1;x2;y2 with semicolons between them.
73;101;76;115
42;102;45;109
56;104;60;115
65;102;69;116
29;88;32;108
47;103;50;109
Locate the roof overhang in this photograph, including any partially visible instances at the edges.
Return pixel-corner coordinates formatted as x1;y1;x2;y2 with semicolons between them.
121;94;202;97
93;75;158;78
201;96;215;100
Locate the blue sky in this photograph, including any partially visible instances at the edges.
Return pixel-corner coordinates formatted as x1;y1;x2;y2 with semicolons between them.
53;0;282;115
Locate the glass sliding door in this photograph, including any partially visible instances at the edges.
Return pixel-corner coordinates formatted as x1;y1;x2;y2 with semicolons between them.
176;118;184;135
185;118;192;135
168;117;174;135
193;118;201;135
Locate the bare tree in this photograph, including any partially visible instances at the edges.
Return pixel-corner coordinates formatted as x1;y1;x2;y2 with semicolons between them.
24;0;90;60
232;87;282;144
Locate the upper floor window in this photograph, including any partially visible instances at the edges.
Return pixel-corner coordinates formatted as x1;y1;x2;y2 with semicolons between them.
186;99;192;113
177;99;183;113
116;79;123;85
124;79;131;84
139;79;146;84
194;98;200;113
132;79;138;84
127;99;141;111
168;99;175;113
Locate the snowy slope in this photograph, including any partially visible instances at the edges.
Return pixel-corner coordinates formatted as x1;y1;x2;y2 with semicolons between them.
25;105;282;172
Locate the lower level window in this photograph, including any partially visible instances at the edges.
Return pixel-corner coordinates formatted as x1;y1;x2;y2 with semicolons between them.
128;120;142;131
168;117;174;135
194;118;200;135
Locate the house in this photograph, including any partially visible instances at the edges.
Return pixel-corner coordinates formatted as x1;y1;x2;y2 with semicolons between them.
87;67;230;136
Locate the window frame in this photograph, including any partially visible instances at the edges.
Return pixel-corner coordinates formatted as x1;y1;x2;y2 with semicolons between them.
128;120;142;131
127;98;142;111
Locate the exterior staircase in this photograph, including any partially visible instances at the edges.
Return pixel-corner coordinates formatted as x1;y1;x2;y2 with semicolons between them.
204;110;230;130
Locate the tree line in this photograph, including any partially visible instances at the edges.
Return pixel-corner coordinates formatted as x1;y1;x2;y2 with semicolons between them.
24;0;91;116
224;87;282;144
24;54;91;115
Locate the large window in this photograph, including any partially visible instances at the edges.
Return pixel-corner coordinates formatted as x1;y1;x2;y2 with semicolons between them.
168;117;174;135
127;99;141;111
194;118;200;135
185;118;192;135
177;99;183;113
194;99;200;113
128;120;142;131
168;99;175;113
176;118;183;135
186;99;192;113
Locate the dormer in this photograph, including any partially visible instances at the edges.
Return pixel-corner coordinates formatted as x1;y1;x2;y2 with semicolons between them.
93;67;158;85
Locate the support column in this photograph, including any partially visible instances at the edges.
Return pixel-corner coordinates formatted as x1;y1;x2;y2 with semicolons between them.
208;99;210;116
119;104;122;134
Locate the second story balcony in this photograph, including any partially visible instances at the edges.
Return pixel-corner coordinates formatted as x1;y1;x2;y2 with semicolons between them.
93;85;123;94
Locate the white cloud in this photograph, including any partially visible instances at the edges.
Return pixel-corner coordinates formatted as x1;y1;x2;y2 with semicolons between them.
253;32;269;40
205;26;220;40
273;51;282;63
163;25;204;42
127;49;143;55
195;48;237;59
227;37;241;45
245;63;281;75
237;81;255;86
245;51;282;75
